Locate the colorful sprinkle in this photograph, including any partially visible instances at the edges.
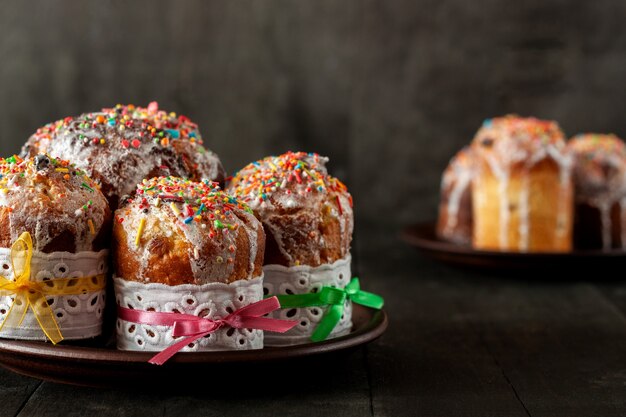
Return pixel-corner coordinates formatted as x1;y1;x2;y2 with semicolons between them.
166;129;180;139
170;202;181;217
135;218;146;247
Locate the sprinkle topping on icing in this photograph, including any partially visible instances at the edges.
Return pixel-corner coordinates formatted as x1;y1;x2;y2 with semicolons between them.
29;108;168;152
29;102;210;152
116;176;252;233
108;102;203;145
227;151;351;209
0;154;109;251
24;103;224;202
473;115;569;167
0;154;99;196
569;133;626;158
569;133;626;197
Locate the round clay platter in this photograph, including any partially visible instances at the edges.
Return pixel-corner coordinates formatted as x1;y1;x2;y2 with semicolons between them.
0;305;387;388
401;221;626;275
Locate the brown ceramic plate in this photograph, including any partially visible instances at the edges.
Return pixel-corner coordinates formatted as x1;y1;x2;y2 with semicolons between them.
0;304;387;388
401;221;626;274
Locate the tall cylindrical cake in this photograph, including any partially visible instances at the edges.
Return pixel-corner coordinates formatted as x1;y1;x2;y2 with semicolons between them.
471;115;573;252
568;134;626;250
436;146;474;245
227;151;354;345
112;177;267;353
0;154;111;342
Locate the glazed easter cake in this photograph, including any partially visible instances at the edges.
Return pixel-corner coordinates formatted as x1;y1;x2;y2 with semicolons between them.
568;133;626;250
436;114;626;253
227;151;383;345
112;176;297;363
0;154;111;342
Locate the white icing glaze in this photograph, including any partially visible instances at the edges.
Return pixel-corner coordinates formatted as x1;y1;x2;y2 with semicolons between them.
518;173;530;251
23;106;224;208
122;210;258;284
546;145;575;240
0;249;108;341
599;201;612;250
114;275;264;352
0;156;110;252
114;178;262;284
227;152;353;266
556;161;572;239
262;193;353;265
444;173;471;234
440;149;474;240
263;255;353;346
27;113;185;205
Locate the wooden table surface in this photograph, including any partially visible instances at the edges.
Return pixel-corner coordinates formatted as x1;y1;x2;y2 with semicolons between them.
0;229;624;417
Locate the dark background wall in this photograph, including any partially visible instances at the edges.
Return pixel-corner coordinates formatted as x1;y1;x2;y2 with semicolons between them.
2;0;626;258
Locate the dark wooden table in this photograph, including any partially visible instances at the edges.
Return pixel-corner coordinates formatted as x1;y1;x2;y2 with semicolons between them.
0;229;624;417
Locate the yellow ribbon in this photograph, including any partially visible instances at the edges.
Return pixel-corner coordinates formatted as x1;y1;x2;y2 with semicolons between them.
0;232;107;344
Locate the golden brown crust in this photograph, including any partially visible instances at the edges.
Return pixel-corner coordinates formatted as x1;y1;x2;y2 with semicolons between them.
113;223;194;286
472;158;573;252
113;177;264;285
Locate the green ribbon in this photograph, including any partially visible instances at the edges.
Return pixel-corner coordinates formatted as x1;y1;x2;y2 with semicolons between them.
275;277;384;342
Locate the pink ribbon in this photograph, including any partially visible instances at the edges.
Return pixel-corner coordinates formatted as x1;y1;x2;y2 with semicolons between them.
117;296;297;365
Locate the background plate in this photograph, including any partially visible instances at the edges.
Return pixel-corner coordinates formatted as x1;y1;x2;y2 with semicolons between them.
401;221;626;275
0;305;387;388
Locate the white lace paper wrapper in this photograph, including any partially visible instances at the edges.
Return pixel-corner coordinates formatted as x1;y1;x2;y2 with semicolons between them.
263;255;353;346
114;276;264;352
0;249;108;341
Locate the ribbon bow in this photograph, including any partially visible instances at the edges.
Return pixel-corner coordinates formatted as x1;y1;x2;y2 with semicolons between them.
0;232;106;344
276;277;384;342
117;296;298;365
